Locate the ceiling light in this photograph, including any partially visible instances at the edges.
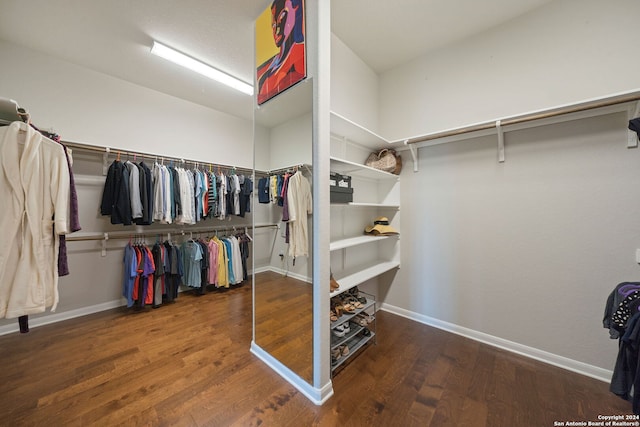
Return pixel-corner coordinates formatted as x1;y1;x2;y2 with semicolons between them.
151;41;254;96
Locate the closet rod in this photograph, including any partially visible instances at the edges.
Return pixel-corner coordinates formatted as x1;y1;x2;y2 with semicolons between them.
61;139;255;176
405;90;640;145
268;163;312;175
65;223;279;242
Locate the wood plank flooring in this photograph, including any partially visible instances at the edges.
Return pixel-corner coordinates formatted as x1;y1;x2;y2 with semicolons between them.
0;280;632;426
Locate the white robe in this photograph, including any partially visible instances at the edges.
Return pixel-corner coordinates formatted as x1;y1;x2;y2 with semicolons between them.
0;122;70;318
286;171;312;258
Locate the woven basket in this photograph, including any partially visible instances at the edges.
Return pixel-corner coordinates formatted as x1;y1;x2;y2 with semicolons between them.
365;149;402;175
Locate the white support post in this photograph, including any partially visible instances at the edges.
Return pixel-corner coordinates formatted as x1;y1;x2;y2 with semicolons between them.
628;101;640;148
404;139;419;172
496;120;505;163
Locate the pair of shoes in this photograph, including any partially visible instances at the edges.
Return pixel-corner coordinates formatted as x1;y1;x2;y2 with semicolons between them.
330;272;340;292
362;327;371;337
348;287;367;305
338;344;349;356
344;295;363;309
354;313;374;325
331;344;350;364
331;301;343;317
333;321;351;337
331;295;356;313
352;315;367;327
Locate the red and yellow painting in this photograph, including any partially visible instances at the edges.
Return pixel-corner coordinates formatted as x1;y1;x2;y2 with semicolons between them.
255;0;306;105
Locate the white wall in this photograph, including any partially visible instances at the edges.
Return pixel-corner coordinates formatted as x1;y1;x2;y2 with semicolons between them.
374;0;640;373
0;40;253;167
330;34;379;133
379;0;640;140
0;40;255;331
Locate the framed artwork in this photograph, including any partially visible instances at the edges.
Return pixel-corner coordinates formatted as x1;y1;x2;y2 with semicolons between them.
255;0;306;105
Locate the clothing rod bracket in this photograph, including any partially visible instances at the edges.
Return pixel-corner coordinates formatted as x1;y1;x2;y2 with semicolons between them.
628;101;640;148
496;120;505;163
404;139;418;172
103;148;111;176
101;233;109;257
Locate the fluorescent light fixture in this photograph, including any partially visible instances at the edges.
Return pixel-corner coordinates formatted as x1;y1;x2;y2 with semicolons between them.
150;41;254;96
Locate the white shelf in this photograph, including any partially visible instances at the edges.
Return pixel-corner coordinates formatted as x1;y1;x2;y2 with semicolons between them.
330;235;397;252
330;111;392;150
330;156;399;181
330;261;400;297
331;202;400;209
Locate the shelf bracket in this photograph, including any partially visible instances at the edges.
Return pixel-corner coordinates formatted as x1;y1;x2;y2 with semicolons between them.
404;139;419;172
628;101;640;148
496;120;505;163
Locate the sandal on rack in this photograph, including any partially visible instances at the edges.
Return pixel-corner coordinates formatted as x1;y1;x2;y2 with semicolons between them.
330;310;338;322
342;303;356;314
352;315;368;327
345;296;363;309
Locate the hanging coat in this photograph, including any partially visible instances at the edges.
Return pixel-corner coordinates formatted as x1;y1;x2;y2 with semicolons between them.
286;171;312;258
0;122;70;318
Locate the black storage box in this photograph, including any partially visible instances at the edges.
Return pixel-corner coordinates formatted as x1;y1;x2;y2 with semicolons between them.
330;186;353;203
330;172;352;189
330;172;353;203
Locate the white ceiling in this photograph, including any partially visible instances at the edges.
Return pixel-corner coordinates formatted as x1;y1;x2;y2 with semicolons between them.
0;0;553;121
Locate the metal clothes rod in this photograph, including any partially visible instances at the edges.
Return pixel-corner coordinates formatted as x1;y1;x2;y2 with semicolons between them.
405;90;640;145
61;139;255;176
65;223;279;242
268;163;312;175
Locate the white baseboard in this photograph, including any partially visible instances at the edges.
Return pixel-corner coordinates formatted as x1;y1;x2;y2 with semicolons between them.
0;299;125;336
250;341;333;405
254;266;312;284
379;303;613;383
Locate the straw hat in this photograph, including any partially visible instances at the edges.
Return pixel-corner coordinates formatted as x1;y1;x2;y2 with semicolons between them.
364;217;398;235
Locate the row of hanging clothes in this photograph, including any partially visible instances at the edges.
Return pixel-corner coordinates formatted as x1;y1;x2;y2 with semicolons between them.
0;100;81;334
603;281;640;414
257;168;312;259
122;231;251;310
101;158;253;226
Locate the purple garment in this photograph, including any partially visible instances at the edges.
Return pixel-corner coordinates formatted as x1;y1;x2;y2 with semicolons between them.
57;143;81;276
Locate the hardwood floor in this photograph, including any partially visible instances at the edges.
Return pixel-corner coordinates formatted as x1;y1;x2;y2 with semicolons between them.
0;281;632;426
254;271;313;383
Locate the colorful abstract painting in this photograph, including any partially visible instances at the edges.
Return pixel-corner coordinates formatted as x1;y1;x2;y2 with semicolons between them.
255;0;306;105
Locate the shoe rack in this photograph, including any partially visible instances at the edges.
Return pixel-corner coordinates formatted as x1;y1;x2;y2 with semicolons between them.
330;290;376;374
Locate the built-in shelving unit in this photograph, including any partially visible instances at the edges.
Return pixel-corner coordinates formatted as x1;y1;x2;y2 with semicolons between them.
329;112;400;375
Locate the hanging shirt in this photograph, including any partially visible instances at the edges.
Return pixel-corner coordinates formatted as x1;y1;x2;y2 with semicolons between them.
218;172;227;220
180;240;203;287
207;239;219;286
125;161;143;220
230;236;244;284
258;177;270;203
122;243;137;308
